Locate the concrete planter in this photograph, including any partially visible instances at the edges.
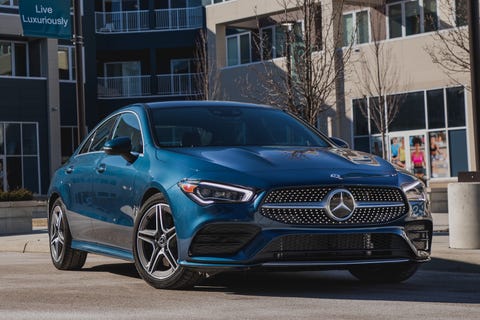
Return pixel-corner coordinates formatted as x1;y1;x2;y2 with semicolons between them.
0;201;46;235
448;182;480;249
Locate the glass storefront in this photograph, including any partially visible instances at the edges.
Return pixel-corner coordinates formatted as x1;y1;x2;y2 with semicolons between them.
0;122;40;193
353;86;468;180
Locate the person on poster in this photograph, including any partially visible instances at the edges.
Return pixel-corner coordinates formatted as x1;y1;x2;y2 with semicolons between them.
390;137;400;165
430;135;443;161
411;137;426;181
398;138;406;168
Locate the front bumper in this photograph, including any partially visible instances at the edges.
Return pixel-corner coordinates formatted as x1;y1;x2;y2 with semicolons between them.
178;222;432;271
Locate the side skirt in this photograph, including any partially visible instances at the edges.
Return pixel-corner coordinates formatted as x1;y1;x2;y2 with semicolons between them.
71;240;134;262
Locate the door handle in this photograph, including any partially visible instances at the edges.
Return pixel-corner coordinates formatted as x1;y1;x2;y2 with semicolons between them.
65;166;74;174
96;163;106;173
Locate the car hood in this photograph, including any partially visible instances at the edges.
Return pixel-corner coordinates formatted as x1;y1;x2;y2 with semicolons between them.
166;146;399;187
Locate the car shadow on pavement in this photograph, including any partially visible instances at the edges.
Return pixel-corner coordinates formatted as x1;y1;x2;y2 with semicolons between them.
193;266;480;304
77;259;480;304
83;262;141;279
425;257;480;274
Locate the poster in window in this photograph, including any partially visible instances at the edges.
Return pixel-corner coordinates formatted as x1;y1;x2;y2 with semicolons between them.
390;136;406;169
429;131;449;178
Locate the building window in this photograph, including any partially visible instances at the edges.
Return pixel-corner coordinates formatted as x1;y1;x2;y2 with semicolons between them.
342;10;370;46
58;46;75;81
387;0;438;39
0;41;28;77
171;58;196;74
0;122;40;193
260;22;303;60
352;86;467;179
226;31;251;66
0;0;19;7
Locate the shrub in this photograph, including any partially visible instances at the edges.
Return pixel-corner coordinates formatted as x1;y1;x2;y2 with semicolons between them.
0;189;34;201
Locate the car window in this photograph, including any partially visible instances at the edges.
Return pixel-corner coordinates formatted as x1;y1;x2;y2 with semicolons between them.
151;106;330;148
112;113;143;153
81;116;117;154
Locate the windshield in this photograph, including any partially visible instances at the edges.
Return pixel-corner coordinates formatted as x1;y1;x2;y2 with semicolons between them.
150;105;330;148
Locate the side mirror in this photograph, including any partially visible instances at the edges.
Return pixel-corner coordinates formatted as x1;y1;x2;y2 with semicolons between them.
104;137;138;163
329;137;349;149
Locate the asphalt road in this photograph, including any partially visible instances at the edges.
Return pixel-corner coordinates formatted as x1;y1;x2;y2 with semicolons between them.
0;251;479;320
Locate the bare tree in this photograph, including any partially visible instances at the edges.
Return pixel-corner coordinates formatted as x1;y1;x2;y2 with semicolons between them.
354;4;407;159
193;29;221;100
240;0;353;127
424;0;470;88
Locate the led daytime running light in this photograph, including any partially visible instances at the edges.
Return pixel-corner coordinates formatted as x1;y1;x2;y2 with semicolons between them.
179;181;255;205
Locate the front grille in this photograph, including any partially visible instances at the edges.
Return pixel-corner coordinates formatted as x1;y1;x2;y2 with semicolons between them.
254;233;412;262
349;187;404;202
189;224;260;257
263;187;331;203
260;186;407;226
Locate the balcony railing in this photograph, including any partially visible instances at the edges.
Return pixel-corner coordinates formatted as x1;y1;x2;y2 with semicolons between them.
95;7;203;33
97;76;151;98
97;74;201;98
157;73;201;96
155;7;203;30
95;10;150;33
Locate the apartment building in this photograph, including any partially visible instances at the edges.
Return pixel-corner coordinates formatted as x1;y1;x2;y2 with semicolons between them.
205;0;474;190
0;0;206;194
0;0;474;195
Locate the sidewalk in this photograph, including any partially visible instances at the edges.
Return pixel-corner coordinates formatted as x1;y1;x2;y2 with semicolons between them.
0;213;479;274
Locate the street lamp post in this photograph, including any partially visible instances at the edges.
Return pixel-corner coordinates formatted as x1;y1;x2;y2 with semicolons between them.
73;0;87;144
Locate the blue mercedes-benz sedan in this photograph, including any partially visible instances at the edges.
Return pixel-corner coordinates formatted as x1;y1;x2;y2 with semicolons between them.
47;101;432;289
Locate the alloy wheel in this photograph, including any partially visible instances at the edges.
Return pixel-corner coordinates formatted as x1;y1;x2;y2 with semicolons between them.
136;203;178;280
50;205;65;263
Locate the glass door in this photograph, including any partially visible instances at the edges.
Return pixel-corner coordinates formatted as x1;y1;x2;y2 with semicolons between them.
389;130;451;181
427;130;449;178
389;132;428;181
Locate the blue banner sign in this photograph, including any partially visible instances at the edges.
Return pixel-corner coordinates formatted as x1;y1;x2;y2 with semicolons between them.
19;0;72;40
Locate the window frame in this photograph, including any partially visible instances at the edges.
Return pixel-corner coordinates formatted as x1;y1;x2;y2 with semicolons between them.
386;0;439;39
0;0;18;8
0;121;41;193
342;9;371;47
225;31;252;67
0;40;29;77
58;45;75;82
259;20;305;61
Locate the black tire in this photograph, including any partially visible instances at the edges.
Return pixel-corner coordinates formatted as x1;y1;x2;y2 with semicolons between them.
349;262;419;283
49;198;88;270
133;194;203;289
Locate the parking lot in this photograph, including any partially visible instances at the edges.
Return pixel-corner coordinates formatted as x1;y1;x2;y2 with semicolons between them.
0;231;479;320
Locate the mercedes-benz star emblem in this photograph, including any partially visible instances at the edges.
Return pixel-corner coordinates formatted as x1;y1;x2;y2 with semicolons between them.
325;189;356;221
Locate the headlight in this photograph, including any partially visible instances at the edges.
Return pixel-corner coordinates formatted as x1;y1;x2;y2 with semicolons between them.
402;181;427;201
402;181;428;217
178;180;255;205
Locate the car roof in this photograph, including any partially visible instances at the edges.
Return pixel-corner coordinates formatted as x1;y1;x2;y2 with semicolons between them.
142;100;277;110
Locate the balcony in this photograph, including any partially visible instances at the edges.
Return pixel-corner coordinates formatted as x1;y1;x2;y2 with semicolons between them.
155;7;203;30
95;7;203;33
95;10;149;33
97;76;150;98
157;73;201;97
97;74;201;98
